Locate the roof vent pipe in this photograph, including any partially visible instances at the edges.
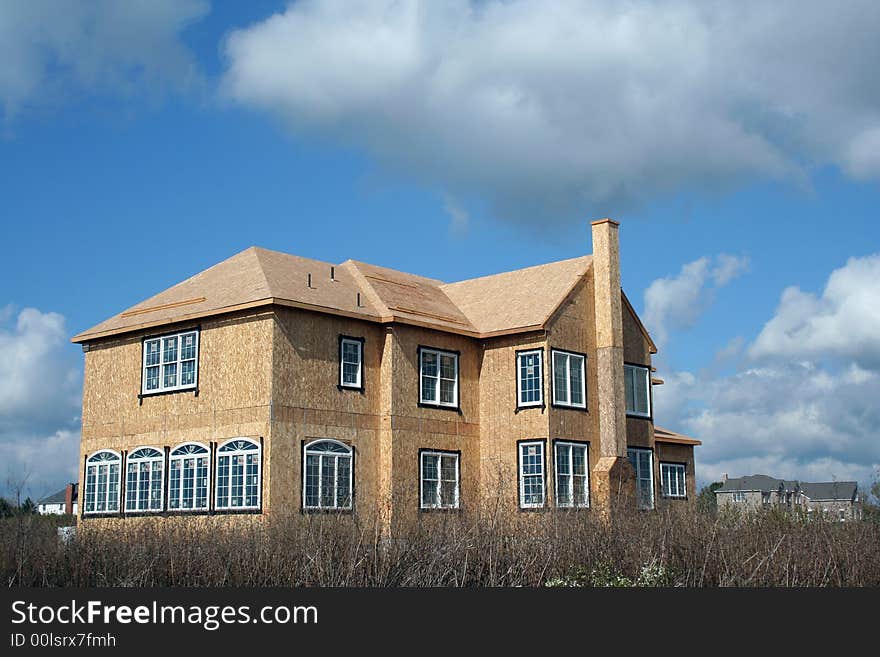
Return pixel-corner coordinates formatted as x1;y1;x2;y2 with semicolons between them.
308;273;313;289
331;266;336;281
357;292;361;307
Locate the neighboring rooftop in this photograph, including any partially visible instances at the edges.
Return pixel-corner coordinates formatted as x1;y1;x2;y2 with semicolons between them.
38;484;77;505
71;247;653;345
717;475;858;500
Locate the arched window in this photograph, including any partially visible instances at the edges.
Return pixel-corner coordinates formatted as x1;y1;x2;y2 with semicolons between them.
303;440;352;510
125;447;164;512
169;443;210;511
216;439;261;510
84;450;121;514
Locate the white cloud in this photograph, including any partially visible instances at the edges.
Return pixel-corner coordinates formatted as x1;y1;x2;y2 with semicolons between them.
222;0;880;219
642;254;747;348
0;308;81;499
653;255;880;489
749;254;880;368
0;0;208;120
443;194;470;238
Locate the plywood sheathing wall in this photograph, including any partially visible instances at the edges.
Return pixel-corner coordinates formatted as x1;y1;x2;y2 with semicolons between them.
79;309;274;520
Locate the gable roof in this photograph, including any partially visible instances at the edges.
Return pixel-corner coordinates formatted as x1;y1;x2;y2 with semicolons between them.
717;475;799;493
38;484;77;505
799;481;858;501
72;247;655;348
440;256;592;335
717;475;858;500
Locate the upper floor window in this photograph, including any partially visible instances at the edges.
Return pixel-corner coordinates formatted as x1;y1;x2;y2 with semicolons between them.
83;450;121;515
627;447;654;510
303;440;353;510
516;349;543;408
624;364;650;417
518;440;545;508
339;336;364;389
420;450;460;509
169;442;210;512
216;438;261;510
660;462;686;499
143;330;199;395
555;441;589;508
419;347;459;408
124;447;164;513
551;349;586;409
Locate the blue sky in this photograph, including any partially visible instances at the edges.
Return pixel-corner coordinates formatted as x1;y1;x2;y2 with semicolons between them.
1;1;879;499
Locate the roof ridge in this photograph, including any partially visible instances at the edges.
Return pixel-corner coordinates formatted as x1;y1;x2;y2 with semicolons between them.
440;254;592;288
340;261;391;317
248;246;276;298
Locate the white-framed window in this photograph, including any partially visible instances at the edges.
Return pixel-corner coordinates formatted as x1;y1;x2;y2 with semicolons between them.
627;447;654;510
420;451;460;509
339;336;363;389
142;330;199;395
660;462;686;499
518;441;545;508
168;442;210;511
124;447;164;512
83;450;121;514
303;440;353;510
555;441;589;508
516;349;543;407
551;349;586;408
215;438;261;510
624;364;651;417
419;347;459;408
733;491;746;503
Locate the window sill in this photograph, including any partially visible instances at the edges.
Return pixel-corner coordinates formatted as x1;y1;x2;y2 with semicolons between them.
626;412;652;420
337;383;364;393
139;386;198;401
301;507;354;515
417;401;462;413
550;402;588;412
419;506;462;513
516;402;545;412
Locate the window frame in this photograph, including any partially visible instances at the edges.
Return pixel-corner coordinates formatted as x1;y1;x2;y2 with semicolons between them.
554;440;590;508
660;461;687;499
517;440;546;509
124;446;165;513
141;328;200;397
302;439;354;512
338;335;365;391
624;362;652;419
550;348;587;410
168;442;211;513
418;449;461;511
83;450;122;516
627;447;655;510
515;348;544;409
215;438;262;512
418;346;460;410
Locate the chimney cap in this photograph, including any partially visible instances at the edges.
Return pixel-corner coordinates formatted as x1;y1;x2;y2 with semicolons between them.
591;218;620;227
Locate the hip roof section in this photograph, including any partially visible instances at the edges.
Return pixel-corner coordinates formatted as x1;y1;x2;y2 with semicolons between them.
71;247;645;346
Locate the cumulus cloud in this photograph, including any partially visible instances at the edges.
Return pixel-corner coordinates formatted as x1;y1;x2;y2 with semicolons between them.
653;255;880;488
749;254;880;368
0;0;208;120
222;0;880;220
0;307;81;499
642;254;748;348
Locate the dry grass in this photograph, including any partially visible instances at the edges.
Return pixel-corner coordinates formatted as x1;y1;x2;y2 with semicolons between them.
3;507;879;587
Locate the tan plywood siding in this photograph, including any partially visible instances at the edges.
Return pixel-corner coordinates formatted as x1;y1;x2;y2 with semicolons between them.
268;307;384;517
79;310;274;516
546;275;600;507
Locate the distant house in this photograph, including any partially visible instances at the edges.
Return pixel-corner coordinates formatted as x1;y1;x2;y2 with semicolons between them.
715;474;861;521
37;483;78;516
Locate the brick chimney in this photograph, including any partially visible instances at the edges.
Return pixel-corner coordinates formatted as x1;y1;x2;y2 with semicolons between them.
590;219;634;512
64;482;76;515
